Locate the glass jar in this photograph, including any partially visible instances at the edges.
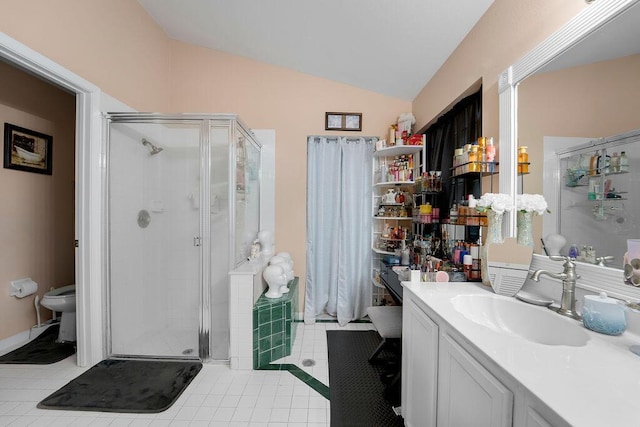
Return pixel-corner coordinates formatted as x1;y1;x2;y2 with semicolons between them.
620;151;629;172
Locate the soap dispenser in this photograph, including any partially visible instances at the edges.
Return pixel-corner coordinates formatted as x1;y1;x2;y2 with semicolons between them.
582;292;627;335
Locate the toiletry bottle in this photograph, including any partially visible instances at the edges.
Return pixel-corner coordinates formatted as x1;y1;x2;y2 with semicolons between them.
469;145;479;172
449;203;458;225
590;150;600;176
597;151;611;174
610;152;620;173
588;177;596;200
485;137;496;172
620;151;629;172
568;244;579;259
517;146;529;174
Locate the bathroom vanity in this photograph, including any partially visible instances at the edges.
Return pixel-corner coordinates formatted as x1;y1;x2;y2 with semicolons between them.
401;281;640;427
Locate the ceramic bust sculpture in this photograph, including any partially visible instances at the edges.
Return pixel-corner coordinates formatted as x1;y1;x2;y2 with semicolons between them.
275;252;294;270
270;255;293;293
263;264;286;299
258;230;274;256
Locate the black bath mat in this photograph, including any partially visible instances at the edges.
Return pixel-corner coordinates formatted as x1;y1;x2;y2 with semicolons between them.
327;330;404;427
0;325;76;364
38;359;202;413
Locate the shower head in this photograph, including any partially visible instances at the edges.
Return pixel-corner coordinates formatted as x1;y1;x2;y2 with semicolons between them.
141;138;163;155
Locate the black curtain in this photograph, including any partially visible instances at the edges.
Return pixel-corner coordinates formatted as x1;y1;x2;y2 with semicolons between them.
423;90;482;216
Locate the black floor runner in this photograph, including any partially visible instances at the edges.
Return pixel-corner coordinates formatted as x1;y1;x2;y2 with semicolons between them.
38;359;202;413
327;330;404;427
0;325;76;364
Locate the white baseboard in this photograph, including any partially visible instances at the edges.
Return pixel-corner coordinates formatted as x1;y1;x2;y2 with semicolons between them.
0;321;57;355
0;330;30;355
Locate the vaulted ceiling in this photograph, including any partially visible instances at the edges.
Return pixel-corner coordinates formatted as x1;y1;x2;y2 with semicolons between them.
138;0;494;101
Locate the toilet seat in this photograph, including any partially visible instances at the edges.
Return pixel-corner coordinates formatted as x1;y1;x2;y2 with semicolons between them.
43;284;75;299
41;284;76;312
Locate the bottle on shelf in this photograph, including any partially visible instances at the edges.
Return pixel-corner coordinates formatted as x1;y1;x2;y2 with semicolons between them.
620;151;629;172
517;146;529;174
380;161;387;183
469;145;479;172
485;137;496;161
485;137;496;172
589;150;600;176
450;203;458;225
610;152;620;173
597;151;611;174
467;196;479;226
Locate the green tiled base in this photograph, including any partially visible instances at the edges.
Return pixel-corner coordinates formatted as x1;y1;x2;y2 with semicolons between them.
253;277;299;369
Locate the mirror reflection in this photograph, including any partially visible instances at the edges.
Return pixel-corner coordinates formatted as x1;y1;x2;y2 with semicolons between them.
517;2;640;270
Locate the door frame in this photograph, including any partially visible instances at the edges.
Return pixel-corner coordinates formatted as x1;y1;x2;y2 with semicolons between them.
0;33;104;366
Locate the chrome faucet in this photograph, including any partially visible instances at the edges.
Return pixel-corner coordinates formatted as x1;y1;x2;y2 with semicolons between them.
595;255;615;267
530;255;582;320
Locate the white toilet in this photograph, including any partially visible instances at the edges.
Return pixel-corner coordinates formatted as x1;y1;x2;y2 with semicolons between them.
40;284;76;342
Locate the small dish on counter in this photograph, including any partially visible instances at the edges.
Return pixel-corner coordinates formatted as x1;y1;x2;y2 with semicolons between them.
515;290;554;307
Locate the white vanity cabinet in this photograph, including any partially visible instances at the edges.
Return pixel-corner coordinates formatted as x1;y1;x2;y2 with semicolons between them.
516;394;570;427
402;288;567;427
437;331;513;426
401;297;439;427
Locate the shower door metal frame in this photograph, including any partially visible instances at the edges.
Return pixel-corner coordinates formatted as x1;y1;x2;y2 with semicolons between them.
104;113;212;361
104;113;261;362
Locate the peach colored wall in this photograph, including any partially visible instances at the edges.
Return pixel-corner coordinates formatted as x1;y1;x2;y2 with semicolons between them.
0;0;171;112
413;0;587;149
1;0;602;319
169;41;411;311
518;54;640;250
0;61;76;340
1;2;410;316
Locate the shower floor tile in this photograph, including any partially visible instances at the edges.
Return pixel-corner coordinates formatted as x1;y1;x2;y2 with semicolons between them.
0;321;373;426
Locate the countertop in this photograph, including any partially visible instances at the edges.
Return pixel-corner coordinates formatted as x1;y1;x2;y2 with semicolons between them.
402;281;640;427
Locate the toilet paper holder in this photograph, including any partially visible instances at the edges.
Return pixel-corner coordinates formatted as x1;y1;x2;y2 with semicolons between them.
10;277;38;298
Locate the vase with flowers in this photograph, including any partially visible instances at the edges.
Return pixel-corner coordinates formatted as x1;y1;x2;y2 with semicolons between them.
476;193;515;245
476;193;515;286
516;194;549;248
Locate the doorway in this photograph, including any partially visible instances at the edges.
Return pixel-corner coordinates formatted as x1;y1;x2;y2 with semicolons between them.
0;33;102;366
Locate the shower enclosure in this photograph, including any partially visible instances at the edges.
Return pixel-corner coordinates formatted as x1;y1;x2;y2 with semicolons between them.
105;113;261;361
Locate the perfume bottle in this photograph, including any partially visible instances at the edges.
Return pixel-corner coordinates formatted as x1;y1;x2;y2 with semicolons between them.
517;146;529;174
568;244;579;259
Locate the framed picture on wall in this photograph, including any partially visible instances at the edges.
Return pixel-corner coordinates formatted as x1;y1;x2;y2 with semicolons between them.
3;123;53;175
325;112;362;131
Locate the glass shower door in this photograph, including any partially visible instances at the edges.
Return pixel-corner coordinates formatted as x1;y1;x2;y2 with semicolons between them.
108;121;202;359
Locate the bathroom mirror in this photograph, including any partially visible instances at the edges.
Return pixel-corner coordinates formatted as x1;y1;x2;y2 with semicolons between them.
499;0;640;298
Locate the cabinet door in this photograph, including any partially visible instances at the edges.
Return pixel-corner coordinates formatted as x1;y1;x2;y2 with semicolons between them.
402;297;439;427
437;333;513;427
516;395;571;427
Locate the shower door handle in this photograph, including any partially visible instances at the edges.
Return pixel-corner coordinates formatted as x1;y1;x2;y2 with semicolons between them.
193;237;201;247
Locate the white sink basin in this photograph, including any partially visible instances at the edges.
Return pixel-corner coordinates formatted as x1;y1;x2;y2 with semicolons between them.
452;295;590;347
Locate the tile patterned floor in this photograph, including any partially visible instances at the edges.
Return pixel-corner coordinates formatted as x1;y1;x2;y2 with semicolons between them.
0;321;374;426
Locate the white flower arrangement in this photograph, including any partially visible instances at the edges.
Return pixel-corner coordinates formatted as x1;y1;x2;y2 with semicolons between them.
516;193;548;215
476;193;515;214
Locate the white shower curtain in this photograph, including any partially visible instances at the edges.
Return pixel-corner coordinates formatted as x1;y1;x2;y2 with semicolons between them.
305;135;374;325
